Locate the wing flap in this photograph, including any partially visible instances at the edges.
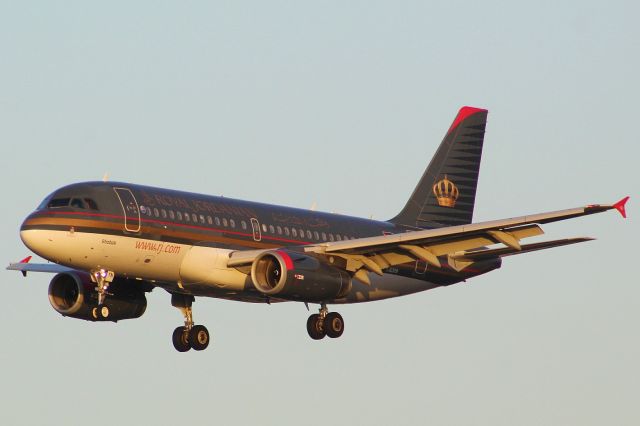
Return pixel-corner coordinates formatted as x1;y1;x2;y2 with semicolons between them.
450;238;594;261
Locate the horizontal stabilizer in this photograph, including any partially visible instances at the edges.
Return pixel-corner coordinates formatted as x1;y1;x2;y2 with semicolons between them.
450;238;594;262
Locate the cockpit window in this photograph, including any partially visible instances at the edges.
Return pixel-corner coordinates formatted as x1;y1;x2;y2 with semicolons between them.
48;198;71;208
44;197;99;210
37;193;54;210
70;198;85;209
84;198;99;210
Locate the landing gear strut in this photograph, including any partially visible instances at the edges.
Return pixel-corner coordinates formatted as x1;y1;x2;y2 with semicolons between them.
171;294;210;352
90;269;114;320
306;304;344;340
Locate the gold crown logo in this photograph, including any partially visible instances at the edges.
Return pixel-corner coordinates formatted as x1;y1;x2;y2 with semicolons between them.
432;175;459;208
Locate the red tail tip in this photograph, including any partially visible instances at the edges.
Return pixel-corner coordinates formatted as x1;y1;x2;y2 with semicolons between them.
447;106;488;135
613;196;630;218
19;256;32;264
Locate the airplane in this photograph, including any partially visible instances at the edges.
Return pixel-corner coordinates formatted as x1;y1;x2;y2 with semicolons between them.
8;106;629;352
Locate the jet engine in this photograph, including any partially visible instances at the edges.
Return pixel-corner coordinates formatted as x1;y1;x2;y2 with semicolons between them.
250;250;351;302
48;272;147;322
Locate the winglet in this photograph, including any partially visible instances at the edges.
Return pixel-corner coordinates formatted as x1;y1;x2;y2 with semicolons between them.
613;196;630;218
17;256;32;277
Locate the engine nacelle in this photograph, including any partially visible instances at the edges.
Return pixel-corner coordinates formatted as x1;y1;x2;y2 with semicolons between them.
179;246;251;291
250;250;351;302
48;272;147;322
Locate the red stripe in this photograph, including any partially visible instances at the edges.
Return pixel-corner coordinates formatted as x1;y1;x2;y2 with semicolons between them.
36;210;311;245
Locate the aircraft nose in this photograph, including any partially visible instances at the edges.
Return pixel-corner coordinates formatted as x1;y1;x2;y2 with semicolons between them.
19;213;49;258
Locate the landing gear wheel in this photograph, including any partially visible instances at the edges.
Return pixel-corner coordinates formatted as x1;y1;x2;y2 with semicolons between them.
98;305;110;319
189;325;210;351
324;312;344;338
307;314;326;340
172;326;191;352
92;305;110;320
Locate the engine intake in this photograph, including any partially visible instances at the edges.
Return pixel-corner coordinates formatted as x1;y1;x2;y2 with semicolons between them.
48;272;147;322
251;250;351;302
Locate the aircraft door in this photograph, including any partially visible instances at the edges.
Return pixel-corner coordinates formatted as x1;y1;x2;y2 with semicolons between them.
250;218;261;241
113;187;141;233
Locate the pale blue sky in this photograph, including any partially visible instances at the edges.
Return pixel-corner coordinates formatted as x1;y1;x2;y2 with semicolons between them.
1;2;637;425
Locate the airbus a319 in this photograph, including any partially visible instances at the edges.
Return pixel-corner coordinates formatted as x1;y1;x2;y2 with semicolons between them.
8;107;629;352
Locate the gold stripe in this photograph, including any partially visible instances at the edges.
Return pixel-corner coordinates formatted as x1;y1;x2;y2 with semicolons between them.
24;217;278;249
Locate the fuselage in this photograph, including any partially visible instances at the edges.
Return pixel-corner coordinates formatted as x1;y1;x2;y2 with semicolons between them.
20;182;501;303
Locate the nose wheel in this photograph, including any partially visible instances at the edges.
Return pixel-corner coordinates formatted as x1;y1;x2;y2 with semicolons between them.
171;294;211;352
92;304;111;320
306;304;344;340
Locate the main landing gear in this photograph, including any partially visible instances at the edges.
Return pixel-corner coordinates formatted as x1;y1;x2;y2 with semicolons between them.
171;294;211;352
306;304;345;340
90;269;115;320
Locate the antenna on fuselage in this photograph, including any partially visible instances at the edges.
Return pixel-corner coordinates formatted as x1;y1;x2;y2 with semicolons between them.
310;201;317;211
102;172;110;182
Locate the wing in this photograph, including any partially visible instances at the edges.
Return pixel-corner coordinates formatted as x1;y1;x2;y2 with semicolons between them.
7;256;73;276
228;197;629;284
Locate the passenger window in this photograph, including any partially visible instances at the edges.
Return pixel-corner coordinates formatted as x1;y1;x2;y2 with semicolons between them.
230;219;235;228
306;230;312;239
222;218;228;227
215;217;220;226
177;211;182;221
321;232;326;241
269;225;275;234
154;208;160;217
192;214;198;222
313;231;319;240
276;226;282;235
184;212;190;222
207;216;212;225
292;228;297;237
241;221;247;230
262;224;268;233
336;234;342;241
284;227;290;236
169;210;175;220
329;234;334;242
199;214;205;224
161;209;167;219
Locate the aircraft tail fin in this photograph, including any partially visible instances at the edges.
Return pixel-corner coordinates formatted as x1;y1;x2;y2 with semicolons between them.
389;106;488;228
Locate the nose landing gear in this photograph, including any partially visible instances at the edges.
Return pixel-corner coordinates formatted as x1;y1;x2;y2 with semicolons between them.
171;294;211;352
306;304;344;340
90;269;115;320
